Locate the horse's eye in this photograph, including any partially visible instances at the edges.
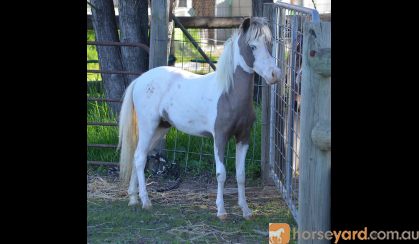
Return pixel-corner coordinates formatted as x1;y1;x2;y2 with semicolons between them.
250;45;256;51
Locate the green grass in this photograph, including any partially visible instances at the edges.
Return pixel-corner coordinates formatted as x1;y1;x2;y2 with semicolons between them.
87;30;101;81
87;198;297;243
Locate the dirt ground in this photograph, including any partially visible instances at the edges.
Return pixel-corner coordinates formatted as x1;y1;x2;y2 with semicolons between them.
87;172;297;243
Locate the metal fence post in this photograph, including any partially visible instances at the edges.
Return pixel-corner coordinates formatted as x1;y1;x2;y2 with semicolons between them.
261;3;275;186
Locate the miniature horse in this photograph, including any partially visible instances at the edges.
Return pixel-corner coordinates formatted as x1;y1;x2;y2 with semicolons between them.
118;17;281;220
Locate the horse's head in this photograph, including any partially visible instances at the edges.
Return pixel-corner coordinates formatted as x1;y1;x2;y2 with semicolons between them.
238;17;281;85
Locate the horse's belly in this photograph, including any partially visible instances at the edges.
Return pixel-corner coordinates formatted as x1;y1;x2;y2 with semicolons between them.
165;110;214;138
160;93;217;137
155;70;220;137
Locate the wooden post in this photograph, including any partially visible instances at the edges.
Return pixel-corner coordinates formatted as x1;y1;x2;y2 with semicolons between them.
253;0;273;17
261;3;274;186
149;0;169;68
298;22;331;244
252;0;263;17
149;0;169;155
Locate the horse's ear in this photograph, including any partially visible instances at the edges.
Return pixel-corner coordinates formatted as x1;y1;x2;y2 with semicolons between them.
241;17;251;33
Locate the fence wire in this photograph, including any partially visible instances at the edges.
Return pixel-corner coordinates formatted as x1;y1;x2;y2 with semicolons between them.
266;2;319;222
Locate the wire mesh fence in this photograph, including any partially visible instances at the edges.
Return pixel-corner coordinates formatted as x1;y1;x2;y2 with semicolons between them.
264;2;319;221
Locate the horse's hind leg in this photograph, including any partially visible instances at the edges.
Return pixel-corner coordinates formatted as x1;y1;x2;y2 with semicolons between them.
128;126;169;207
149;127;170;153
132;123;155;209
128;166;139;206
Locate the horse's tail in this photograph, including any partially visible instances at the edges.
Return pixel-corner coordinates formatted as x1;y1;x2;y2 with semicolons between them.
118;80;138;184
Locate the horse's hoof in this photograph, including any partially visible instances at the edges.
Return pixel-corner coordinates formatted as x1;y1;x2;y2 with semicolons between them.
243;209;253;220
142;200;152;210
128;197;140;207
217;213;228;220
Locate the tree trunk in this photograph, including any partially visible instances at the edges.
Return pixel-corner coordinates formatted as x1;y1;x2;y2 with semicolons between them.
167;0;177;57
91;0;126;116
119;0;150;84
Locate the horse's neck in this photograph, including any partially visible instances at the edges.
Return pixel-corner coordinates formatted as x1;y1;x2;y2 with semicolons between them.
226;65;254;106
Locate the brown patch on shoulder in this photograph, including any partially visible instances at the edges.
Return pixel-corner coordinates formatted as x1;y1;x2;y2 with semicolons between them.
214;65;256;161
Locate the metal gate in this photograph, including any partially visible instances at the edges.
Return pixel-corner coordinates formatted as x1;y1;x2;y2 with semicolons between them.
263;2;319;222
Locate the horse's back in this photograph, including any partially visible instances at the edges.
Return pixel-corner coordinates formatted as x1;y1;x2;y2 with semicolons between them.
131;66;220;136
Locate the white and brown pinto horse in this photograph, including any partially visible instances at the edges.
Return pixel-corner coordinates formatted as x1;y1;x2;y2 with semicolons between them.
118;17;281;220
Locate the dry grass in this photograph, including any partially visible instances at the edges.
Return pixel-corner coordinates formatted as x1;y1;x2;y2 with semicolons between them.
87;175;128;200
87;172;297;243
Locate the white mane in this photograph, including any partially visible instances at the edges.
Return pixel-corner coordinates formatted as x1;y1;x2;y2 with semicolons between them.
215;31;237;93
215;17;272;93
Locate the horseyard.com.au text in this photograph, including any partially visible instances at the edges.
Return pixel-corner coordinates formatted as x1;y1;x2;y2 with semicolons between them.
291;227;419;243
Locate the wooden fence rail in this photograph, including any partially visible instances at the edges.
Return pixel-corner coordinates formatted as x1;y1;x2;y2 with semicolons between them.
87;14;330;30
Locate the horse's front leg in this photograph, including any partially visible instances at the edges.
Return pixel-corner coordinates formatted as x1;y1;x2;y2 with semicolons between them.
214;136;227;220
235;142;252;219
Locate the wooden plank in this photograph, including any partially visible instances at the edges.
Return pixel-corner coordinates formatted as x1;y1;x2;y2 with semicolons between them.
87;15;244;29
175;16;245;29
87;14;330;30
298;22;331;243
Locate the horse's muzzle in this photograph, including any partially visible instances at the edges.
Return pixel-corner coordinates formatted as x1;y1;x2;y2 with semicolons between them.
265;67;282;85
